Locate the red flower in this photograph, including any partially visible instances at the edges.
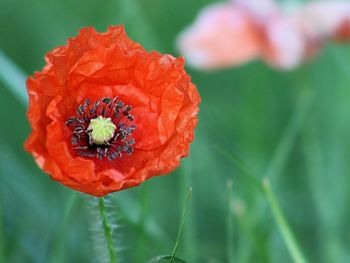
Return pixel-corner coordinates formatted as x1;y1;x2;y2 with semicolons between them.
25;26;200;197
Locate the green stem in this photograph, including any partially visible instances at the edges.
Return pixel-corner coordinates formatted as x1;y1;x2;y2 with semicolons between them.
262;178;308;263
226;179;234;263
98;197;118;263
170;187;192;263
264;89;313;180
216;147;262;190
302;127;343;262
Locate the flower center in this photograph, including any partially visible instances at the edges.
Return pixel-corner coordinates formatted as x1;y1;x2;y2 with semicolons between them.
65;97;136;161
87;116;116;145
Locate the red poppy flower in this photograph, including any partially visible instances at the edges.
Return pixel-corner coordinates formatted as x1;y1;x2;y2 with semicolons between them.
25;25;200;197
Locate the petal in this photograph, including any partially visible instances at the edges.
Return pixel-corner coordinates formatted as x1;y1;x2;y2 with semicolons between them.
235;0;279;23
46;120;97;183
45;26;144;85
293;1;350;41
262;16;305;69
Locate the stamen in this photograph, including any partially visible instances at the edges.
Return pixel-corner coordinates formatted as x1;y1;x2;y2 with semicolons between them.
65;96;136;161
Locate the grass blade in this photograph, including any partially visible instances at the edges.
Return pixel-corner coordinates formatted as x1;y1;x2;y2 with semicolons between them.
0;196;4;263
50;192;79;263
262;178;308;263
170;187;192;263
264;89;313;180
216;147;262;191
147;255;187;263
0;51;27;106
114;192;173;250
179;160;197;262
0;165;4;262
226;179;235;263
302;127;344;262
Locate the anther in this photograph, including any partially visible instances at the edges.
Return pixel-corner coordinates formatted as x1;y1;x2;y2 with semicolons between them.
65;96;136;161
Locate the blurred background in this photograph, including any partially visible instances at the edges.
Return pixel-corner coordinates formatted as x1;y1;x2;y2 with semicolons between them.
1;0;350;262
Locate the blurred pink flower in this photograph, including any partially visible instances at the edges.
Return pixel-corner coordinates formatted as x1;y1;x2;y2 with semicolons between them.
177;3;261;70
292;1;350;42
234;0;279;23
177;0;350;70
261;15;305;69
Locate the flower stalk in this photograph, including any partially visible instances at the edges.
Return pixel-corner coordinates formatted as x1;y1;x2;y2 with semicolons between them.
98;197;118;263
